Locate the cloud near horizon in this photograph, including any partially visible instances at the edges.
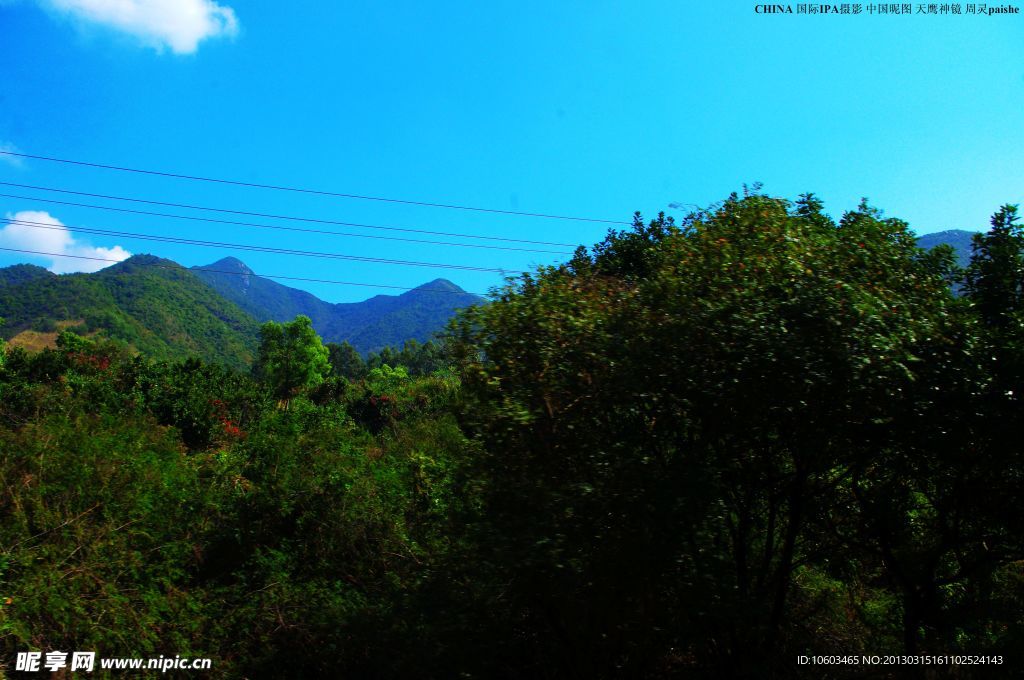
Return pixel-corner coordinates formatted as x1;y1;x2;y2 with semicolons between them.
41;0;239;54
0;211;132;273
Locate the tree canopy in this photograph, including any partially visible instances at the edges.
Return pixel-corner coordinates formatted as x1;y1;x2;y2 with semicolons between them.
254;315;331;401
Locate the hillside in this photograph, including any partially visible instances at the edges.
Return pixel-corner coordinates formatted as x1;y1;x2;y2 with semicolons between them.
0;255;259;370
188;257;337;327
193;257;485;354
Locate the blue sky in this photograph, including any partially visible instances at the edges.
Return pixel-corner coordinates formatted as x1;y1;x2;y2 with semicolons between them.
1;1;1021;302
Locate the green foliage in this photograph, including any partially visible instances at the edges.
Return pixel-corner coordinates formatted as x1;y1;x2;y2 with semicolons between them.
254;315;331;401
965;204;1023;327
55;329;92;353
447;192;1020;676
1;193;1022;679
0;263;53;287
326;340;367;380
0;330;471;678
366;339;448;377
0;408;211;657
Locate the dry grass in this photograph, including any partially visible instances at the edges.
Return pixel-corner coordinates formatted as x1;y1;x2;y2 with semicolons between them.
7;320;90;352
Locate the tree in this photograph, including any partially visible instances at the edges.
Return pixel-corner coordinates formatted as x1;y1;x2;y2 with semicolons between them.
327;341;367;380
56;328;94;353
965;204;1023;327
449;192;964;676
254;315;330;402
366;339;448;376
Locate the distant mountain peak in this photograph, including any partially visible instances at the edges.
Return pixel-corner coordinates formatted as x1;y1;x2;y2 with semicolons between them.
403;278;473;297
192;266;483;354
193;258;256;294
201;257;254;275
923;229;979;239
101;253;179;273
125;254;169;264
414;278;459;291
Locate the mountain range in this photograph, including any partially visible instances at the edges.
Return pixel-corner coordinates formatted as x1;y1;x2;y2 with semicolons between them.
190;257;482;354
0;254;483;370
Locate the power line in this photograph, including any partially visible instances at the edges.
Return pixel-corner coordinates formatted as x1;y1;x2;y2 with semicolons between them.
0;150;630;225
0;191;573;255
0;181;578;248
0;246;490;296
5;217;520;274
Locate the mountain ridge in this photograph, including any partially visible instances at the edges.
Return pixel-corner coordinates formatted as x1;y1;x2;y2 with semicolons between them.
0;254;484;365
191;258;484;354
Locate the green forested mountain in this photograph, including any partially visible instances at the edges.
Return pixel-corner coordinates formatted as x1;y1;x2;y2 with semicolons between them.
0;254;260;369
321;277;484;353
0;254;484;369
193;257;484;354
190;257;337;327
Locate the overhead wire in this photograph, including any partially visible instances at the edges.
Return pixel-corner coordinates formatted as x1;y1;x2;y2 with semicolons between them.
0;191;574;255
0;151;585;293
0;181;580;247
0;150;630;225
4;217;522;274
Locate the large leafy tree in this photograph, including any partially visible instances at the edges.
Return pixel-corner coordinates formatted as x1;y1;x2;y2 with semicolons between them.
254;315;330;402
450;192;967;676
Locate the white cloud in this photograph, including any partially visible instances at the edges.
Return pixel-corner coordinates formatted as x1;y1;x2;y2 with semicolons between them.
42;0;239;54
0;142;24;168
0;211;132;273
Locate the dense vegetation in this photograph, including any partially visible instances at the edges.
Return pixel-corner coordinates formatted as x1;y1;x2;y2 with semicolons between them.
1;192;1021;678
